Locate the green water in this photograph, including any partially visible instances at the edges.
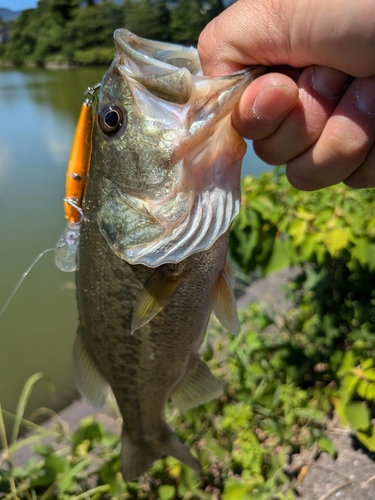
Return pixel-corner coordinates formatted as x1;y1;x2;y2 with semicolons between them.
0;67;269;428
0;67;107;427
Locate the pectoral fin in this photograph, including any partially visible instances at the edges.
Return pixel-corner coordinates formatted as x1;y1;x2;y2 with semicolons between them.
171;357;223;410
213;262;241;335
223;260;235;288
73;328;110;408
131;269;182;333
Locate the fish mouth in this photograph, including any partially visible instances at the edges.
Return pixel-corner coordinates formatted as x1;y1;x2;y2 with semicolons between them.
99;30;264;267
113;29;201;105
114;29;202;75
113;29;263;105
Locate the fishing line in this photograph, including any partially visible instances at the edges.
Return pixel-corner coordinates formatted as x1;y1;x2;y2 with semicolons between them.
0;84;100;319
0;248;56;318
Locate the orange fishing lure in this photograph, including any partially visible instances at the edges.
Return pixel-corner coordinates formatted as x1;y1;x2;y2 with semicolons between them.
55;84;100;272
64;99;94;224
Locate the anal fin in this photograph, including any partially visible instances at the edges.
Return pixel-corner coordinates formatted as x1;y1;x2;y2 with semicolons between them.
171;357;223;410
131;268;181;333
73;328;110;409
213;261;241;335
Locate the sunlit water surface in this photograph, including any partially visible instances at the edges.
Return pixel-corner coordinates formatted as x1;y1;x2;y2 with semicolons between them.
0;67;270;429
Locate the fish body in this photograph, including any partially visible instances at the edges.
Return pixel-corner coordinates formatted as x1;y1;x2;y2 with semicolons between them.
74;29;263;480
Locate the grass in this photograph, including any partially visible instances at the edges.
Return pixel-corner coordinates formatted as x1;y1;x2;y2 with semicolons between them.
0;295;338;500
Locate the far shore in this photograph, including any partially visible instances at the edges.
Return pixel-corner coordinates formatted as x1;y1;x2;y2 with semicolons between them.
0;60;106;69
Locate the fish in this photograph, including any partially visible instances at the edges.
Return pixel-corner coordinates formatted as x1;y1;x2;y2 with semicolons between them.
74;29;263;481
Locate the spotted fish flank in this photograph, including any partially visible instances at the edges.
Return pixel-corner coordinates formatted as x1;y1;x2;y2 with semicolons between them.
74;29;263;480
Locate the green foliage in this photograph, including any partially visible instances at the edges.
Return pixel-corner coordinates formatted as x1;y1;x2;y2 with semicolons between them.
230;167;375;452
64;1;123;61
3;9;40;64
124;0;171;41
230;167;375;274
72;47;116;66
0;303;334;499
334;354;375;449
4;0;79;65
169;0;223;44
3;168;375;498
3;0;223;66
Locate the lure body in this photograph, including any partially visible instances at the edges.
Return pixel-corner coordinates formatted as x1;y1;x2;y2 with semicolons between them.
64;101;93;225
55;88;97;272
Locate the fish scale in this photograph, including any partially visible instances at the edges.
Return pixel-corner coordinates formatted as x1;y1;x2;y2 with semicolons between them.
71;29;264;480
78;186;227;475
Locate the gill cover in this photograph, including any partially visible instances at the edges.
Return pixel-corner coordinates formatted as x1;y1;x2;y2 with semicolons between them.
95;29;264;267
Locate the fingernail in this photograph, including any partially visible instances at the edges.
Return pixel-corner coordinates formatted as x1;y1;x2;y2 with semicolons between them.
311;66;348;99
353;77;375;115
252;85;296;121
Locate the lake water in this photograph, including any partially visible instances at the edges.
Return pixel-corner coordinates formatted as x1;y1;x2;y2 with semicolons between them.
0;67;270;428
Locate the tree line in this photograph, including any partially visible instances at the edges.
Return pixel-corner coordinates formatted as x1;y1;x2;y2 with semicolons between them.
0;0;223;66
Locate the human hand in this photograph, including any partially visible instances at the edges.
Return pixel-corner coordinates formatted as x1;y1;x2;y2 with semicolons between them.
198;0;375;190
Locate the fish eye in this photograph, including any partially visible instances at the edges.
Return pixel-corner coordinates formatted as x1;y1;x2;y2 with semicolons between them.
98;105;126;136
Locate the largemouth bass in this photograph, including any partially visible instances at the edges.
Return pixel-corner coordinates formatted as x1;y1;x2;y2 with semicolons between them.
74;29;262;481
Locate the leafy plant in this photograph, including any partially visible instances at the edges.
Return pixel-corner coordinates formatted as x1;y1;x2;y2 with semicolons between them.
3;168;375;498
230;167;375;274
3;0;224;67
230;167;375;451
1;302;334;499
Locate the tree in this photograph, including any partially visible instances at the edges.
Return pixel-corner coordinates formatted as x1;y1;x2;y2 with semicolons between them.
123;0;171;41
37;0;79;20
63;1;122;63
4;9;39;63
169;0;223;44
4;0;224;66
66;1;123;51
5;0;79;64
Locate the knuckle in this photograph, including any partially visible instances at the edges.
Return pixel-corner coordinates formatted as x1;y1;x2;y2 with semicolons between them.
286;162;324;191
344;170;375;188
344;176;369;189
253;139;287;166
322;120;370;166
344;148;375;189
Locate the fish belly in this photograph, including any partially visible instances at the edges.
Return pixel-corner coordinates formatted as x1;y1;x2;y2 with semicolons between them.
75;181;228;479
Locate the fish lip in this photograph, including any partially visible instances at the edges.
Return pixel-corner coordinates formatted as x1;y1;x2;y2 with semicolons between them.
113;28;265;82
113;29;172;70
113;29;201;74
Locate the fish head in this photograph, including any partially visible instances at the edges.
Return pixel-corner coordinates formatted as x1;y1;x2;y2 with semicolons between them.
90;29;263;267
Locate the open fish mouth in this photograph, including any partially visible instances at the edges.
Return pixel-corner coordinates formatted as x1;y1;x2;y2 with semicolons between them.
96;29;264;268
